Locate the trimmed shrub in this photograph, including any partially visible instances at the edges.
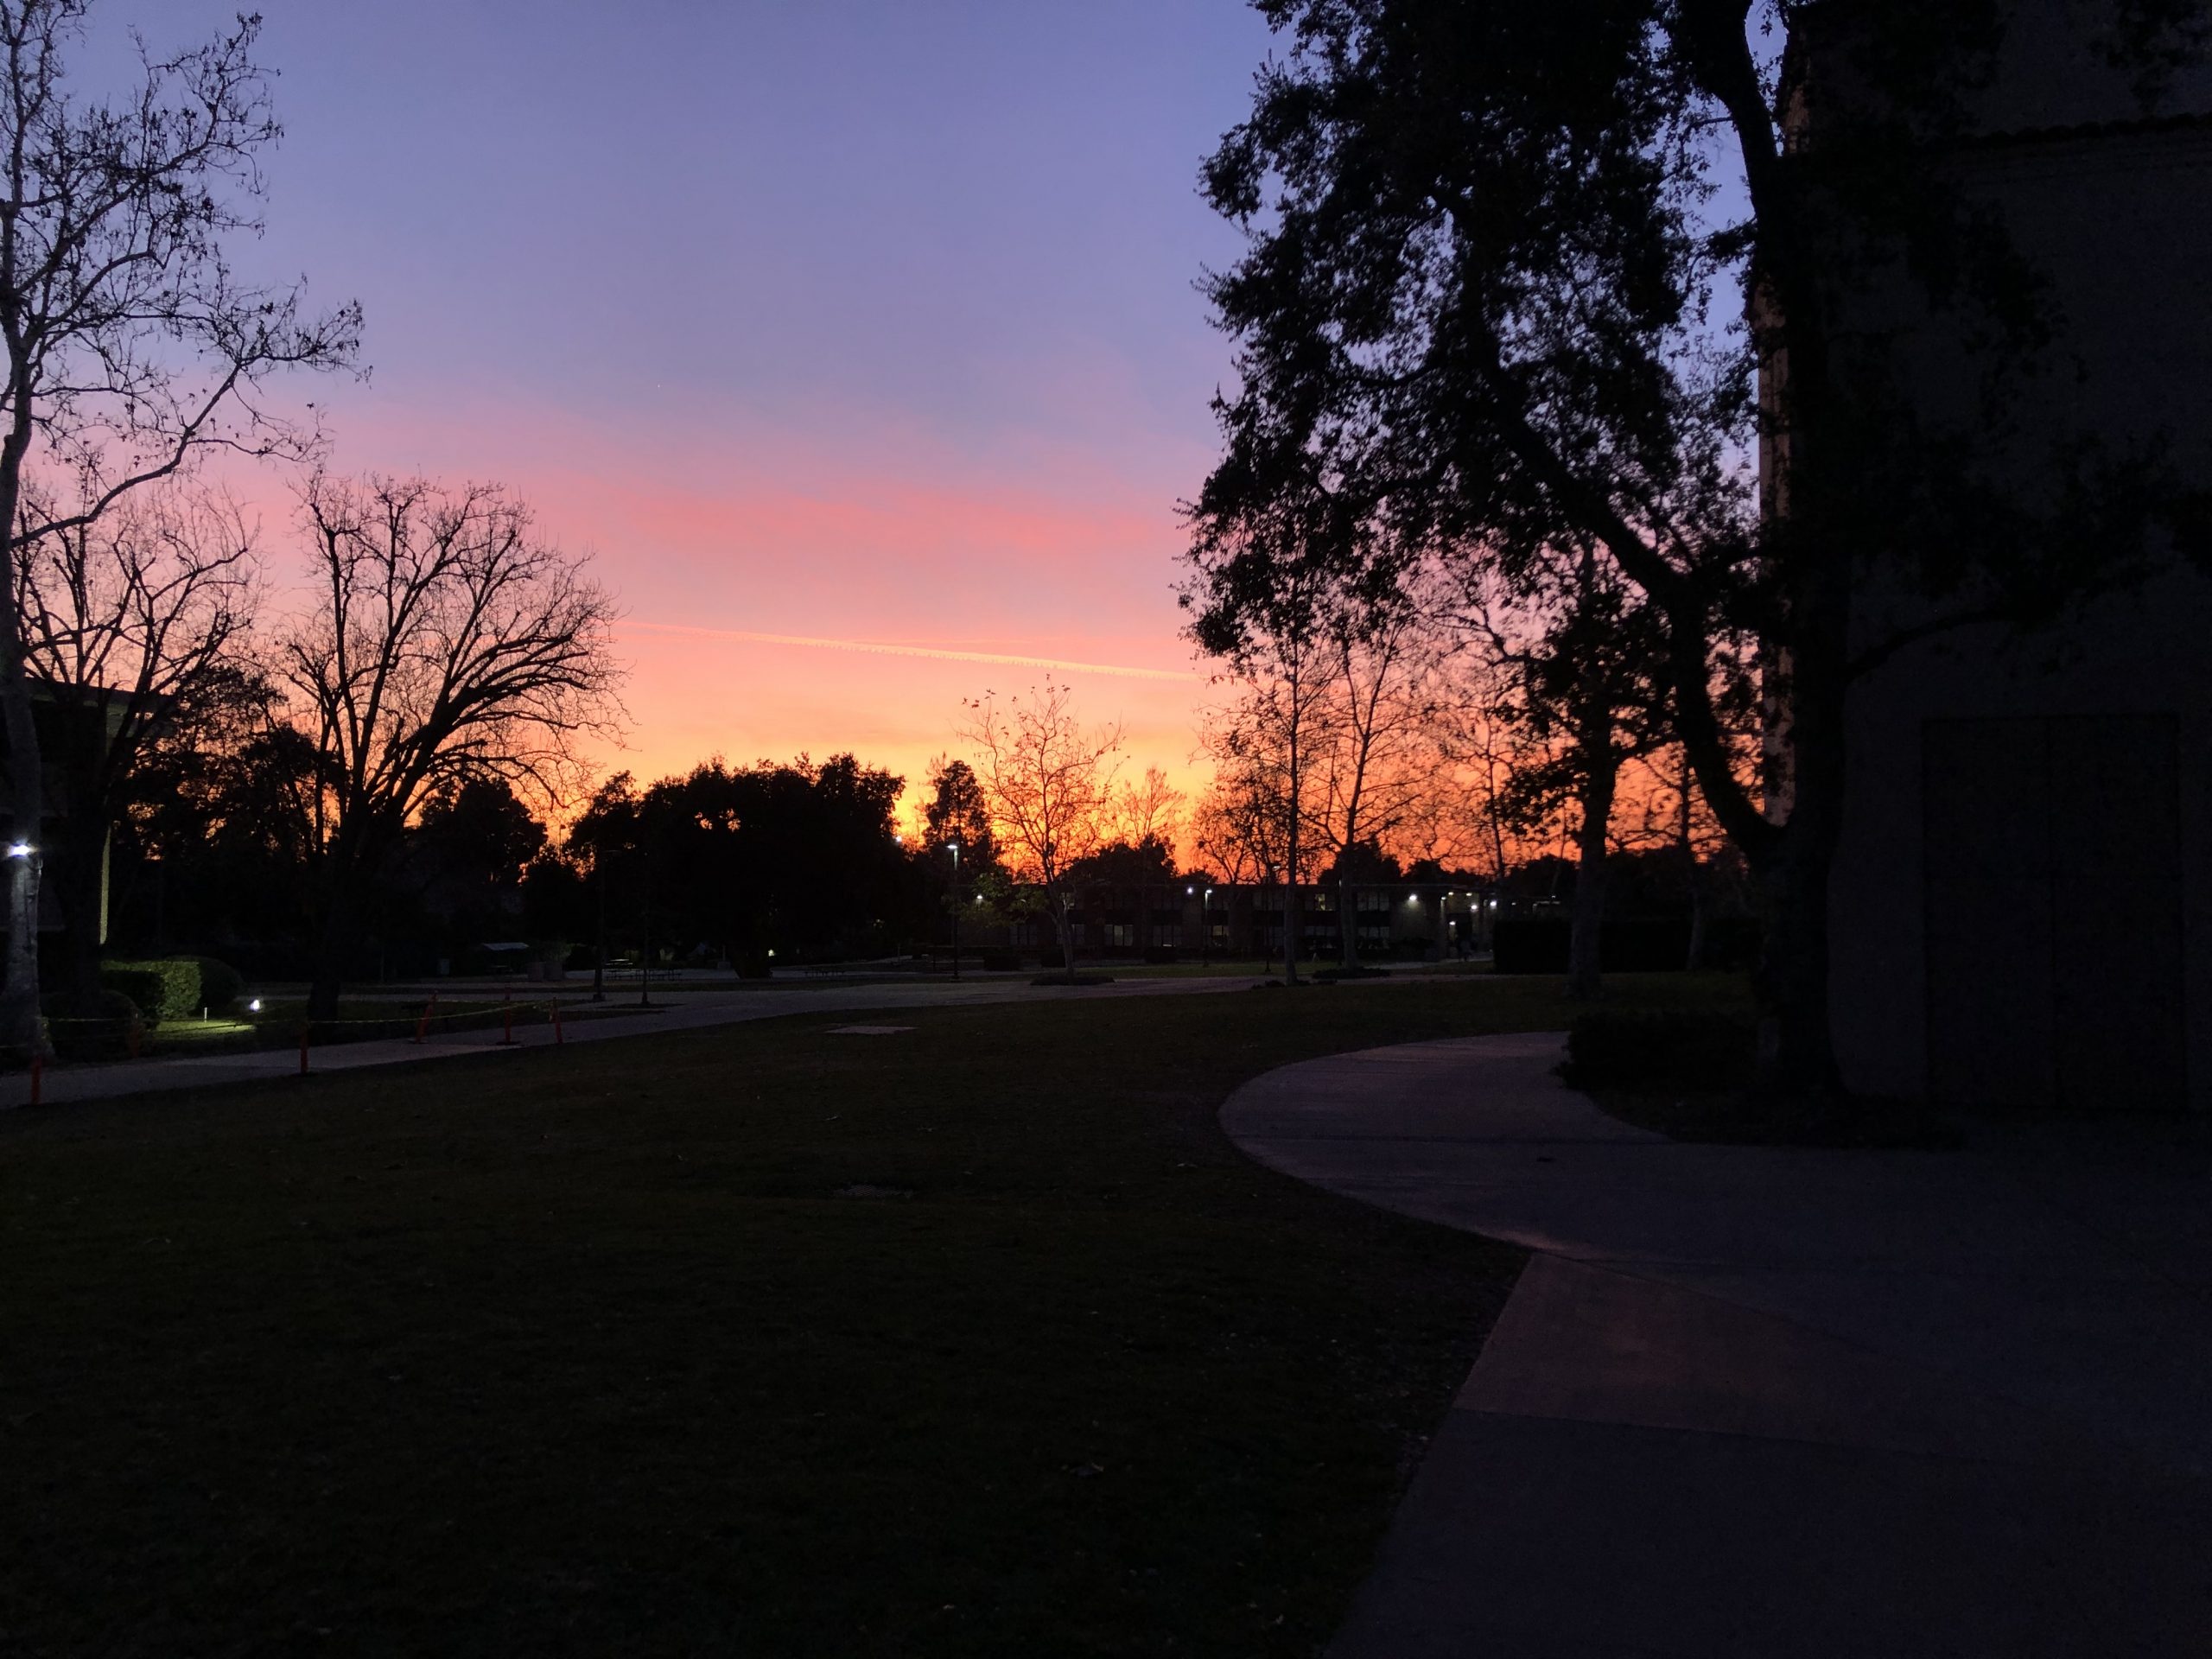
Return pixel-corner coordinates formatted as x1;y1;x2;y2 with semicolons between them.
980;949;1023;971
99;966;169;1026
48;987;146;1060
193;957;244;1014
1141;945;1180;964
102;958;202;1025
1561;1008;1756;1093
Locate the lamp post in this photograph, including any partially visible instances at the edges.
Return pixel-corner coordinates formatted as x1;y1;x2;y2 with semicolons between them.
947;840;961;980
5;843;35;1053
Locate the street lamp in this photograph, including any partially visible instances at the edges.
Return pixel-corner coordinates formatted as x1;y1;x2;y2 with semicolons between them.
946;840;962;980
5;842;30;859
1203;886;1214;968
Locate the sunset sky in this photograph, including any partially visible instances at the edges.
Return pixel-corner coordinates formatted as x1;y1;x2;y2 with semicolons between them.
132;0;1276;817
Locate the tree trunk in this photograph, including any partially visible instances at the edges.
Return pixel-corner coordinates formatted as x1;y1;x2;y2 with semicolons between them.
51;818;107;1014
1679;748;1707;971
1743;566;1849;1110
1686;867;1709;972
307;880;353;1021
1338;878;1357;969
1566;798;1611;1001
1752;831;1842;1108
308;829;375;1020
1567;716;1618;1002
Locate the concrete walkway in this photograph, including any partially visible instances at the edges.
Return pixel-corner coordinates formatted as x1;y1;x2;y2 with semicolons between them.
3;971;1273;1108
1224;1033;2212;1658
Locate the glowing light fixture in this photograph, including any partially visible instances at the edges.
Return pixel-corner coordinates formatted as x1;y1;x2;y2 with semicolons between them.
5;842;30;859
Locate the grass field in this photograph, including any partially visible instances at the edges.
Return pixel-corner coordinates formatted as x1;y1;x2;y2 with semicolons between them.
1;972;1744;1656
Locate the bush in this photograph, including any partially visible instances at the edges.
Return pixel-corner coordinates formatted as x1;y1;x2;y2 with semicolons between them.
101;958;202;1025
1141;945;1180;964
1561;1008;1756;1093
48;988;146;1061
193;957;244;1014
980;949;1023;972
99;966;168;1026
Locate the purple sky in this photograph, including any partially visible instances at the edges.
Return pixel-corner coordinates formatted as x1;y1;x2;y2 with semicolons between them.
100;2;1280;799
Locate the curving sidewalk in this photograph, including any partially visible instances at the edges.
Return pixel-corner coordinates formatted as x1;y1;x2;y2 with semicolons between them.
1;971;1274;1109
1224;1033;2212;1658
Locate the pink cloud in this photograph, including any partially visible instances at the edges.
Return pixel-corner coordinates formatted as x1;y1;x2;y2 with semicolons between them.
271;390;1215;823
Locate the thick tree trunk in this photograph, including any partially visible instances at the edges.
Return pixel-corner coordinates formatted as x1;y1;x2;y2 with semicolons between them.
1567;712;1618;1002
307;882;353;1021
1567;789;1612;1001
1338;878;1357;969
1678;750;1708;971
1685;865;1709;972
1752;831;1843;1107
1749;563;1853;1108
52;820;106;1014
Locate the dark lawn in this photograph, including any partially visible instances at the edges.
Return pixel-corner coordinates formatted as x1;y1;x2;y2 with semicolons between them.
2;974;1738;1656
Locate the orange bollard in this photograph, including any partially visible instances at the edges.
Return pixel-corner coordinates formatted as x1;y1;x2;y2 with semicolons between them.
29;1052;41;1106
499;998;516;1046
298;1022;310;1077
552;1001;564;1046
415;992;438;1044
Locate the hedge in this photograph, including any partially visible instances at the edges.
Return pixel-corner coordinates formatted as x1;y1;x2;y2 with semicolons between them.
101;958;203;1025
193;957;245;1013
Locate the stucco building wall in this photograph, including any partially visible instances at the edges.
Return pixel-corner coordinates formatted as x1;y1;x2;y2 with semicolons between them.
1821;12;2212;1110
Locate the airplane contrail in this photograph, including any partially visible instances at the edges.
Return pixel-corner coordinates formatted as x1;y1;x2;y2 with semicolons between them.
623;620;1195;683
